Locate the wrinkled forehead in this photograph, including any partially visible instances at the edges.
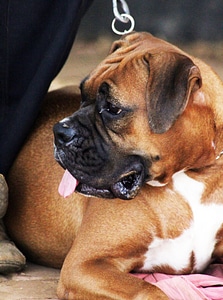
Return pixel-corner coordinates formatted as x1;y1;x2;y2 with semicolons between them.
110;31;177;53
82;32;181;98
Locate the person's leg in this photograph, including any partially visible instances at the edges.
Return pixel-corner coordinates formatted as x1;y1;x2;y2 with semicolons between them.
0;0;94;273
0;0;94;175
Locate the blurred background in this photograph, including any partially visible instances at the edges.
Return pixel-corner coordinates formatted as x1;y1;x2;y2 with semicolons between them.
51;0;223;90
78;0;223;42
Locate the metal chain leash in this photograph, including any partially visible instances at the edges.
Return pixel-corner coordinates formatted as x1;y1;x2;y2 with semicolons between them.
111;0;135;35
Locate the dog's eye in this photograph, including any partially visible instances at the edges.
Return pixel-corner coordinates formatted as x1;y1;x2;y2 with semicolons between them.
106;102;122;115
99;101;122;115
98;83;123;117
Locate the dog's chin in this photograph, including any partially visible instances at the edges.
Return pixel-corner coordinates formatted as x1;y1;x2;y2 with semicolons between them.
76;170;145;200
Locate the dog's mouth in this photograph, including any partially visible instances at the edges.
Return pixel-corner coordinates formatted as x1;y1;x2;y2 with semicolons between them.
58;168;145;200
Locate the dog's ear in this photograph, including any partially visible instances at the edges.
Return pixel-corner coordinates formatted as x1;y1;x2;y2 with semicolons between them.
109;40;124;53
145;52;202;133
108;32;139;54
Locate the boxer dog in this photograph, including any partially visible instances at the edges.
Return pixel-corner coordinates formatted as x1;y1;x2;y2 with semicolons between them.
5;32;223;299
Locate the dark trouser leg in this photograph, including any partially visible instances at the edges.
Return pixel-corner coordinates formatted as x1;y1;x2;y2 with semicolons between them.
0;0;93;175
0;0;93;274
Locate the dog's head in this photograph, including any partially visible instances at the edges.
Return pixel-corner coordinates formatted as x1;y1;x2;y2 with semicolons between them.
54;32;216;200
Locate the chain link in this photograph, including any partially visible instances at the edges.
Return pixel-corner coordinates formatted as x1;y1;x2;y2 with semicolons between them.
111;0;135;35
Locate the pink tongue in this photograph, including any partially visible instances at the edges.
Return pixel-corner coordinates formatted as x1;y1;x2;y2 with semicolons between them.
58;169;79;198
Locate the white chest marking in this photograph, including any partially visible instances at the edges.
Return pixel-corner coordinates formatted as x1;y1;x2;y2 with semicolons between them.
141;171;223;273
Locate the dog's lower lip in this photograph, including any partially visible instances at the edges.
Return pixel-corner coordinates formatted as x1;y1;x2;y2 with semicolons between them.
75;170;144;200
76;183;115;199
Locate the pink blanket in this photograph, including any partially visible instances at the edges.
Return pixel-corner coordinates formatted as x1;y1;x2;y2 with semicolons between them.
133;264;223;299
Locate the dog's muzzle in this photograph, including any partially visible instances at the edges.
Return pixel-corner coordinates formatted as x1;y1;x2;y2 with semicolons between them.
53;121;148;200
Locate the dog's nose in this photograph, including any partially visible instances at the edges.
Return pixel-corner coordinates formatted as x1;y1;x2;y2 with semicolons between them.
53;122;76;145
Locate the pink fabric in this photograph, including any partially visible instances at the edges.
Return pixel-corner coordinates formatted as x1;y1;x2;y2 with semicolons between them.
132;264;223;299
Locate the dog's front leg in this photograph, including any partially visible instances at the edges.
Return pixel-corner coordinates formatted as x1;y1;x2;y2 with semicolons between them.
57;258;168;300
